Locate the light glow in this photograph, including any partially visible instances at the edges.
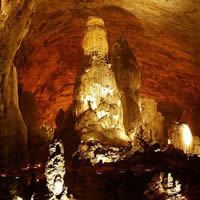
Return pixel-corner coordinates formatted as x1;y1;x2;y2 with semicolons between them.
96;110;108;119
168;139;171;144
54;178;64;196
13;196;23;200
181;124;193;152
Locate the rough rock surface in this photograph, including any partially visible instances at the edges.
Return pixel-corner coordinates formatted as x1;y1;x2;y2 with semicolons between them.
0;65;28;167
141;98;164;144
15;1;200;138
73;17;130;147
0;0;39;167
111;36;142;138
144;172;187;200
45;139;73;200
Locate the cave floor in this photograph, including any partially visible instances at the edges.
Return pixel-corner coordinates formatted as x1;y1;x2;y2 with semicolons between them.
1;150;200;199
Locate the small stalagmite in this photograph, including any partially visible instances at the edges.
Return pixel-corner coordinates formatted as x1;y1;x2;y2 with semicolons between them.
73;16;130;148
140;98;164;144
44;140;74;200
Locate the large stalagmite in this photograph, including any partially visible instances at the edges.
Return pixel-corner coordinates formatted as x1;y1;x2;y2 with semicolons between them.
0;65;28;167
111;37;142;139
73;17;130;147
0;0;38;167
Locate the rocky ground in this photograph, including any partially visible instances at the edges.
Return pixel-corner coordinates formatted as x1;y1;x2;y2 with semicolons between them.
1;146;200;199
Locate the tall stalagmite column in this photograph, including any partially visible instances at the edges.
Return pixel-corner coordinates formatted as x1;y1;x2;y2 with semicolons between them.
73;17;130;147
0;0;38;167
0;65;28;167
111;37;142;139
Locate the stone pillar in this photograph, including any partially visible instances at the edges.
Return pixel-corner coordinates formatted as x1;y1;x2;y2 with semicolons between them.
111;37;142;140
0;65;28;168
0;0;38;168
73;17;130;147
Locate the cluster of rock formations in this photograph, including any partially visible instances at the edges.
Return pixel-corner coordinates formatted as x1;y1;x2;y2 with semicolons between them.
144;172;187;200
72;16;165;163
0;0;199;168
15;1;200;137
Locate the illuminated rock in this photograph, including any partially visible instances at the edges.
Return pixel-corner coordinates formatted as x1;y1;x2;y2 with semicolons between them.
82;17;108;57
45;139;74;200
73;16;130;148
140;98;164;144
144;172;187;199
77;142;131;165
13;196;23;200
15;1;200;136
111;36;142;139
0;0;38;167
168;123;193;153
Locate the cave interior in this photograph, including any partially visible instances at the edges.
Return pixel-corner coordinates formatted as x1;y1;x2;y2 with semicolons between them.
0;0;200;199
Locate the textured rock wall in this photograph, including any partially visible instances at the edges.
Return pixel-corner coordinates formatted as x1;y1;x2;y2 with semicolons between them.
15;1;200;136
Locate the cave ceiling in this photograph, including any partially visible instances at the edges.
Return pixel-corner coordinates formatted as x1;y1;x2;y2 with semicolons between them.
14;0;200;127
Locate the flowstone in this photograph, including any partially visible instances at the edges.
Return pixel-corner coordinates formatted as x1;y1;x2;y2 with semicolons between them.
45;140;74;200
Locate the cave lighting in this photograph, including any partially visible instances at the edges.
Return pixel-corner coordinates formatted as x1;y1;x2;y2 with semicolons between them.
54;176;64;196
22;164;30;171
0;173;6;177
13;196;23;200
168;139;171;145
181;124;193;153
34;163;41;168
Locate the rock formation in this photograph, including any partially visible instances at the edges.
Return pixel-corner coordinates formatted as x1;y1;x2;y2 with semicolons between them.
0;65;28;167
15;2;200;134
168;123;193;153
0;0;38;167
73;16;130;148
45;139;74;200
140;98;164;145
144;172;187;199
111;36;142;139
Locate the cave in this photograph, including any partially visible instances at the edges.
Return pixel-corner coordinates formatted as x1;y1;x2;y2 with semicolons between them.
0;0;200;199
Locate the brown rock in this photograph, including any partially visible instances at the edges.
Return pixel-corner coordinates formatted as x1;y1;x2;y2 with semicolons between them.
0;65;28;168
111;36;142;136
